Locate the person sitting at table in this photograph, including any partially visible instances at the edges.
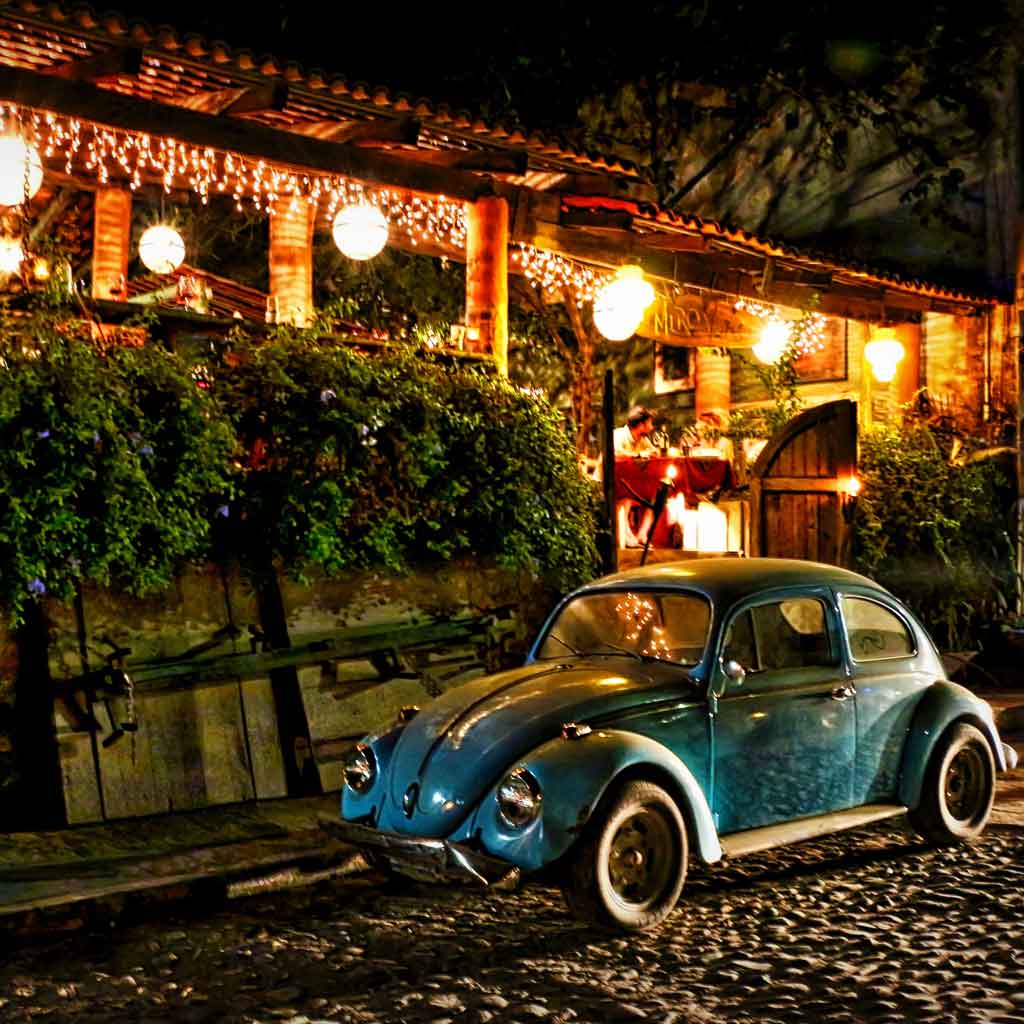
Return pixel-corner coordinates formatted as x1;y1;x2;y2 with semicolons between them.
614;406;658;457
614;406;658;546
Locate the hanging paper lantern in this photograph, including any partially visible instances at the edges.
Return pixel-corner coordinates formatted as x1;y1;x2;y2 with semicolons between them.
138;224;186;274
0;237;24;274
593;265;656;341
332;204;389;260
864;332;905;383
0;135;43;207
752;317;792;364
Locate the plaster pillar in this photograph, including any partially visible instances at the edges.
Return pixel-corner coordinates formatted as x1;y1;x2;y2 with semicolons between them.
269;199;315;327
695;346;731;420
465;195;509;376
91;187;132;300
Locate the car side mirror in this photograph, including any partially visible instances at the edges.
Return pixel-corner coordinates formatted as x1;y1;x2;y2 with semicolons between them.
723;659;746;686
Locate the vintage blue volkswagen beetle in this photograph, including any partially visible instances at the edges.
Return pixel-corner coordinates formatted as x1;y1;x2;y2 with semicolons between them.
333;558;1014;931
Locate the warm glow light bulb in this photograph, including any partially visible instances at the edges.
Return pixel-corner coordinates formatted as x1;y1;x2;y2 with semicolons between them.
593;265;656;341
864;333;905;383
138;224;186;274
752;318;791;364
0;237;23;273
0;135;43;207
332;204;389;260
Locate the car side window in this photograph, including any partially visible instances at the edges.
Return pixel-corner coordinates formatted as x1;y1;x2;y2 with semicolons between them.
842;596;915;662
723;596;833;676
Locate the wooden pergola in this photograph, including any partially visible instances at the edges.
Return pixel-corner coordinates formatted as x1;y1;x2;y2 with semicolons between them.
0;0;1000;409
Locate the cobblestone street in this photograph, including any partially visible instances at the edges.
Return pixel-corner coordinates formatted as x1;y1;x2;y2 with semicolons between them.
2;821;1023;1023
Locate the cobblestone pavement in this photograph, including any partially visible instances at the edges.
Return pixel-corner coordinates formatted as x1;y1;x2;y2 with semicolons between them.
2;821;1023;1024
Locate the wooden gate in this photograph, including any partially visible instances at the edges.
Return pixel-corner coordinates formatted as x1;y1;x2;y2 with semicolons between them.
749;399;857;566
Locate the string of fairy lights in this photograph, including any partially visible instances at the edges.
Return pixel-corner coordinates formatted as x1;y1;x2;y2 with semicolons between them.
0;102;843;362
0;102;614;313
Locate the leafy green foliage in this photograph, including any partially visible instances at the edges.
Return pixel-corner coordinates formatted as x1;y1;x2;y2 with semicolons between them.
852;422;1015;650
0;302;235;624
723;347;804;450
213;328;599;592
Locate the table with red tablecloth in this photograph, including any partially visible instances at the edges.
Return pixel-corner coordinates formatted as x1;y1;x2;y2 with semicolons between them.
614;456;735;546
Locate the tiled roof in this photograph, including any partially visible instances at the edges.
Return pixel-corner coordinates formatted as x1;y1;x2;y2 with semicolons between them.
0;1;639;181
562;196;1000;307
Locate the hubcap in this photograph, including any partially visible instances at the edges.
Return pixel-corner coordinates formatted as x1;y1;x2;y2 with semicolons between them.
607;806;674;906
945;745;986;821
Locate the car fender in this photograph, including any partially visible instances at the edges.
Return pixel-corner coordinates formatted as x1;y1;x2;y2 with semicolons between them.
898;680;1006;809
466;728;722;874
339;727;403;822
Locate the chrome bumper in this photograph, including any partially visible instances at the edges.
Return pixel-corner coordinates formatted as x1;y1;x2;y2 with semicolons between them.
319;816;521;889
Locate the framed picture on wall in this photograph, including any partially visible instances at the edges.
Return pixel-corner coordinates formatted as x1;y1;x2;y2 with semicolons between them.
654;342;695;394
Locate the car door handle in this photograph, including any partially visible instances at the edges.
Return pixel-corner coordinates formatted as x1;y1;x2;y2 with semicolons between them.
831;684;855;701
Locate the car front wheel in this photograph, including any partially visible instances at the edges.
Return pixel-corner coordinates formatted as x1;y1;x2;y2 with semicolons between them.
909;722;995;844
563;779;687;931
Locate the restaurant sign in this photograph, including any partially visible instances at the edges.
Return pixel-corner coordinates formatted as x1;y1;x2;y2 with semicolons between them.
637;291;753;347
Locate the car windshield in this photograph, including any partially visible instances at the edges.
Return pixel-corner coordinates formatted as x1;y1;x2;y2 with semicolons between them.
536;589;711;666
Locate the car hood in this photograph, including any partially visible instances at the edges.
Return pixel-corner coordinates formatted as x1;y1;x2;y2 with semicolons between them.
380;658;695;836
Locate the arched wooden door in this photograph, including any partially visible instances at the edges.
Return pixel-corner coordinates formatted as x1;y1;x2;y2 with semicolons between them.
749;399;857;566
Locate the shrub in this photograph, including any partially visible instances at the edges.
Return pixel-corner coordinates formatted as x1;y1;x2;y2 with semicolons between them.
0;311;234;624
852;422;1015;650
213;331;599;593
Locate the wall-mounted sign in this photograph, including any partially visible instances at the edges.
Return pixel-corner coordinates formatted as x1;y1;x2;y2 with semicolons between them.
637;291;752;346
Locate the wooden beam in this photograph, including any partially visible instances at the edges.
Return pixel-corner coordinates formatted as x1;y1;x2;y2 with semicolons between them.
219;81;289;116
400;148;529;174
0;64;508;204
44;47;143;84
560;207;635;232
291;116;420;146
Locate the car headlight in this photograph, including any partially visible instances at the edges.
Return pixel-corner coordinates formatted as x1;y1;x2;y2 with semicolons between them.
496;767;543;828
343;743;377;794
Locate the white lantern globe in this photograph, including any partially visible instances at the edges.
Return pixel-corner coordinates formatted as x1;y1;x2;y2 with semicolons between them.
752;318;791;364
0;237;23;274
864;333;905;383
139;224;186;274
0;135;43;207
593;265;656;341
332;204;389;260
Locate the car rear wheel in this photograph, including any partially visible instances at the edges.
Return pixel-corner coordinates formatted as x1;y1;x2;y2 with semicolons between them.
909;722;995;844
562;779;687;931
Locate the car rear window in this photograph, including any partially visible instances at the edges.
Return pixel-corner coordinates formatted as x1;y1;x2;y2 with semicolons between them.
537;590;711;665
842;596;915;661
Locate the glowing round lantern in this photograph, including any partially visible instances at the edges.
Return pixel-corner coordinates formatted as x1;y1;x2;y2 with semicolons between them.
0;135;43;207
593;265;656;341
0;237;24;274
332;204;389;260
864;332;905;383
752;317;791;364
138;224;186;274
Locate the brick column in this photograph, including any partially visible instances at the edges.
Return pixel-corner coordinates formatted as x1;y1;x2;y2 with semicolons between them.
269;199;315;327
465;195;509;376
91;187;131;300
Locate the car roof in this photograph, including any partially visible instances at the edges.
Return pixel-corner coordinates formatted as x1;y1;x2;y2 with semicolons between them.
577;557;889;607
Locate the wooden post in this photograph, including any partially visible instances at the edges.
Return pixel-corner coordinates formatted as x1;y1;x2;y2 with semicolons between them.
695;346;731;419
251;558;322;797
91;186;131;300
12;602;66;828
602;369;618;574
465;194;509;376
269;198;315;327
